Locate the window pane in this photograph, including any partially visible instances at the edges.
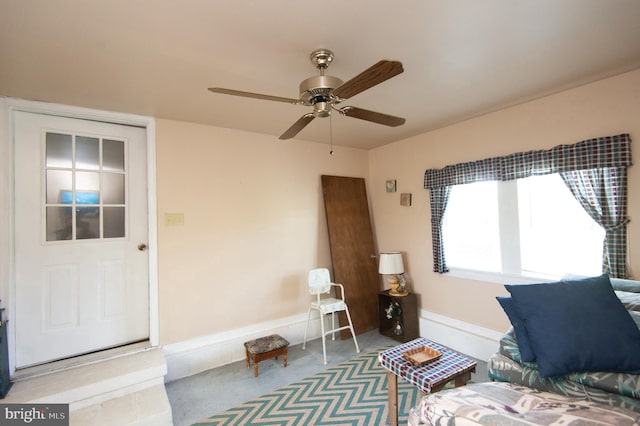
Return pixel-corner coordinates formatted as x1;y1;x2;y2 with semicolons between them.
46;133;72;168
75;171;99;204
76;207;99;239
46;206;72;241
517;174;605;277
103;139;125;172
104;207;125;238
443;181;501;272
103;173;125;204
76;136;99;170
46;170;72;204
73;191;99;204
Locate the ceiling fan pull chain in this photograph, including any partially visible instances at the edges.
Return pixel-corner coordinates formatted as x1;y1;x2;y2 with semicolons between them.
329;113;334;155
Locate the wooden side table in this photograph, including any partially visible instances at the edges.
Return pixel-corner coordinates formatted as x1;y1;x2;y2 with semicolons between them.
378;291;419;342
378;338;476;426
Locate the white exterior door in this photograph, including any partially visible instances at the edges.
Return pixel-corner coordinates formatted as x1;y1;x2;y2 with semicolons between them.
14;111;150;368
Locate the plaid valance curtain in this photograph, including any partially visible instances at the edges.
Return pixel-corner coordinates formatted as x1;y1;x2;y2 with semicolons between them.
423;134;632;277
424;134;631;189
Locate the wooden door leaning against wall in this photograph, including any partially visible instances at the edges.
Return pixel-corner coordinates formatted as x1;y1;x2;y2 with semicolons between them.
321;175;380;338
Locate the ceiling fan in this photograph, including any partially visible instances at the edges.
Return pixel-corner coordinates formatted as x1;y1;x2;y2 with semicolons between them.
208;49;406;140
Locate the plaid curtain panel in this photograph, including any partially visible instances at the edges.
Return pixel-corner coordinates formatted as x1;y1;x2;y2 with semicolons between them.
423;134;632;277
429;186;451;273
561;168;630;278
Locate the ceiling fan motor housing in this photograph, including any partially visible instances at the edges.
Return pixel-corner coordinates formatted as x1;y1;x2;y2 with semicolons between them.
299;75;344;108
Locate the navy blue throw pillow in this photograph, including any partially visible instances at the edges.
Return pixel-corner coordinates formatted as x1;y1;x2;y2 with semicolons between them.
496;296;536;362
505;274;640;378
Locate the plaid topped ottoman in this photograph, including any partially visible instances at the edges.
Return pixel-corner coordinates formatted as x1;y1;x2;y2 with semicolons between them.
244;334;289;377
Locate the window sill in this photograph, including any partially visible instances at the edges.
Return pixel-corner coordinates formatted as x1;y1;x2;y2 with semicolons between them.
444;267;558;285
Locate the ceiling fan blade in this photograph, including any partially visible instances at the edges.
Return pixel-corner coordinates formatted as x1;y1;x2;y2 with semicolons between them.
332;60;403;100
279;113;315;139
208;87;301;104
340;106;405;127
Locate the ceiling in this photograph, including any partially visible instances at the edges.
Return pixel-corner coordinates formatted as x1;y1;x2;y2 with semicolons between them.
2;1;640;150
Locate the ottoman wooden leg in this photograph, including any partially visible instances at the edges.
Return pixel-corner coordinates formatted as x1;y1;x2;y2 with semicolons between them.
254;361;259;377
245;348;250;370
283;348;288;367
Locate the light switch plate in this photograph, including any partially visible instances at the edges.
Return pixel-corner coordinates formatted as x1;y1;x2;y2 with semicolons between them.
165;213;185;226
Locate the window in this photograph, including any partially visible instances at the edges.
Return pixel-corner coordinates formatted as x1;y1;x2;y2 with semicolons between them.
45;132;126;241
442;181;501;273
443;174;606;280
425;134;631;278
517;174;605;278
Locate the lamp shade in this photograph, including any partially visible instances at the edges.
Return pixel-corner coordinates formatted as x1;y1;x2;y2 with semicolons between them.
378;252;404;275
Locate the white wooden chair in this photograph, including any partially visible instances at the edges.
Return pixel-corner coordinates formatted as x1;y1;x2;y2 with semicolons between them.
302;268;360;365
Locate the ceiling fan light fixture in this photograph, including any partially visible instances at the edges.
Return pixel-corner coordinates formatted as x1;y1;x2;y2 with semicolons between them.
313;102;332;118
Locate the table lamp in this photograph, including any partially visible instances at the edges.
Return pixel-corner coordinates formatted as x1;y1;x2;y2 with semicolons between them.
378;252;408;296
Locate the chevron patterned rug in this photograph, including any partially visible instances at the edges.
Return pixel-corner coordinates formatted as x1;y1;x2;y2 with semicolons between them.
193;349;424;425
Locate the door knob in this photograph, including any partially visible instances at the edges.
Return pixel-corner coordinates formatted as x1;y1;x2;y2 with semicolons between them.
137;243;147;251
370;254;377;260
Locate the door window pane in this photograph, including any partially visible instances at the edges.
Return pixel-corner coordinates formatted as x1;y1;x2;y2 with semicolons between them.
103;139;125;171
46;170;72;204
103;207;125;238
74;190;99;205
76;136;99;170
76;207;99;239
75;171;99;203
103;173;125;204
46;206;72;241
46;133;72;168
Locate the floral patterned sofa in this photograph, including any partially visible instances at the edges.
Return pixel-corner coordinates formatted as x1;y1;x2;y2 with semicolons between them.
487;277;640;413
408;276;640;425
409;382;640;425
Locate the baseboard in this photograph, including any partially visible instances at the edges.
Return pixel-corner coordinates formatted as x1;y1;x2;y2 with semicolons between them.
419;309;503;362
163;312;324;382
163;309;504;383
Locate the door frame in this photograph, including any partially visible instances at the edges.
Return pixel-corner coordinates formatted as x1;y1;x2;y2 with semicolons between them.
0;97;159;375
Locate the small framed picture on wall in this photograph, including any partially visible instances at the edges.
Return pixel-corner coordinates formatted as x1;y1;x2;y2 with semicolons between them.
386;179;397;193
400;193;412;206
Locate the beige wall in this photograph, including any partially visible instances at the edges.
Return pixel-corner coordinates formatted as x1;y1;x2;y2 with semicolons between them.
369;69;640;333
156;68;640;346
156;120;370;345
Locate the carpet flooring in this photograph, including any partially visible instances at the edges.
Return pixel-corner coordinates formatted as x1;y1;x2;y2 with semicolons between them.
193;349;422;425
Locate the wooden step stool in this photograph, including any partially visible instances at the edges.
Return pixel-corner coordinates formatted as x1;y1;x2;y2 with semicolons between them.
244;334;289;377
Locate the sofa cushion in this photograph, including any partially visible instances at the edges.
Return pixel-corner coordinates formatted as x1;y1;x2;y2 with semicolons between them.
496;296;536;362
505;274;640;378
